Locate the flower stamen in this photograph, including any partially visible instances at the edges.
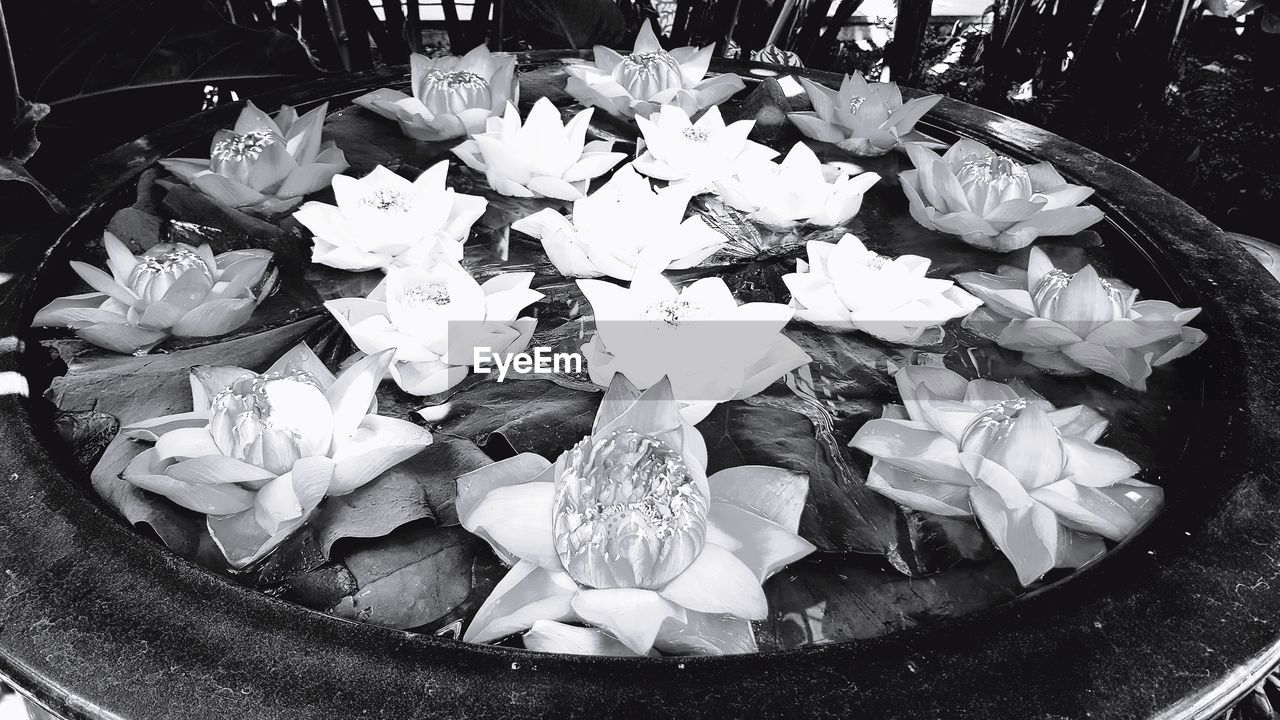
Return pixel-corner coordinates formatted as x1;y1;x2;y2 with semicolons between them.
212;130;277;162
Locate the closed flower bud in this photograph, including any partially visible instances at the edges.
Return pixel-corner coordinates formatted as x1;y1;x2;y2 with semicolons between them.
616;51;686;100
419;69;494;116
553;428;708;590
208;370;335;475
127;243;214;303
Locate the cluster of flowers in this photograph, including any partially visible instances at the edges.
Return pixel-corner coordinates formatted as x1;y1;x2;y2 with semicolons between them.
31;25;1211;658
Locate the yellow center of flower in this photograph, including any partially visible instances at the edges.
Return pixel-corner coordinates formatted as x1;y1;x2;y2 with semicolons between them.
641;299;696;327
402;282;452;307
361;187;412;212
681;127;711;143
208;370;332;474
847;95;867;113
553;428;708;589
1031;268;1130;318
618;50;684;98
212;130;277;161
127;243;214;302
419;69;492;115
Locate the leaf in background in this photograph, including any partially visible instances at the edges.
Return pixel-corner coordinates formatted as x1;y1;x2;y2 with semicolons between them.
0;155;67;214
510;0;627;50
428;379;600;459
54;409;119;471
698;400;902;556
756;554;1022;650
37;0;318;106
331;525;484;630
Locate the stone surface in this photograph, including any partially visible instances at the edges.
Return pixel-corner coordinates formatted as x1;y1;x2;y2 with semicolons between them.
2;55;1280;720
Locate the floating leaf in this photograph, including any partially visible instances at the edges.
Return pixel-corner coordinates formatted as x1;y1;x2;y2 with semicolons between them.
429;379;600;459
331;525;484;630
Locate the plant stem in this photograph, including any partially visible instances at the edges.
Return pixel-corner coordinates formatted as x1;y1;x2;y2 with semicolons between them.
0;0;20;129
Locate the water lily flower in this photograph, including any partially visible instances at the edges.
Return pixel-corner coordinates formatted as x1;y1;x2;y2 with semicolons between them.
632;105;778;194
788;72;942;157
850;365;1163;585
32;232;277;355
955;247;1206;391
119;344;433;567
325;261;541;395
292;162;487;272
578;272;811;424
456;375;816;655
714;142;880;228
511;164;727;281
160;101;348;216
352;45;518;142
782;233;981;344
452;98;627;200
899;138;1104;253
564;20;745;120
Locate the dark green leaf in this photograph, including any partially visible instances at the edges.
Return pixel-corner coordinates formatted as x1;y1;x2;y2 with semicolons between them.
510;0;628;50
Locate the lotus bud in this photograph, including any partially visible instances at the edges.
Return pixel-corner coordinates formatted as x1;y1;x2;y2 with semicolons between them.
208;370;335;475
955;151;1034;212
209;128;294;192
1030;267;1131;322
553;428;708;590
617;51;686;100
127;243;214;303
960;399;1064;489
418;69;494;117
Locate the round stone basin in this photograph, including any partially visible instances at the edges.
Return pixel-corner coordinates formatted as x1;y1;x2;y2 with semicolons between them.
1;53;1279;719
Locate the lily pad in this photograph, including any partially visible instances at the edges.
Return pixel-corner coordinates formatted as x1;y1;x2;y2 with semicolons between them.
428;378;600;459
331;525;486;630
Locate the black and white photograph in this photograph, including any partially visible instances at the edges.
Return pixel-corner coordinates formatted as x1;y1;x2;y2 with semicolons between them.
0;0;1277;717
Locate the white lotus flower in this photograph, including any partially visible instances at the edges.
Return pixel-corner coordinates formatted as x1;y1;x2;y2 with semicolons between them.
456;375;815;656
851;365;1163;585
564;21;746;120
632;105;778;194
782;234;981;344
352;45;518;142
32;232;276;355
325;261;541;395
511;164;727;281
900;138;1105;252
578;272;811;424
715;142;880;228
160;102;348;217
120;344;433;568
452;98;627;200
292;163;487;272
789;72;942;157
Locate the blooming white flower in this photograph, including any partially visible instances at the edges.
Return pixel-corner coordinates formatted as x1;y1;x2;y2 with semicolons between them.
564;21;745;120
578;272;811;424
160;101;348;216
788;72;942;157
292;163;487;272
955;247;1207;391
782;234;981;344
120;344;433;568
715;142;880;228
900;138;1105;253
511;164;727;281
325;261;541;396
32;232;276;355
851;365;1163;585
456;375;815;656
452;98;627;200
352;45;518;142
632;105;778;193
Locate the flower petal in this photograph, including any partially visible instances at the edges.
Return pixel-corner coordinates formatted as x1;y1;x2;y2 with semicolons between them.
326;349;394;445
165;454;277;485
970;486;1058;586
463;480;561;569
1060;436;1140;487
850;418;971;486
864;460;974;517
571;588;686;656
706;465;807;534
653;610;758;656
707;501;815;582
523;620;646;656
330;415;433;495
659;543;768;619
464;560;578;643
